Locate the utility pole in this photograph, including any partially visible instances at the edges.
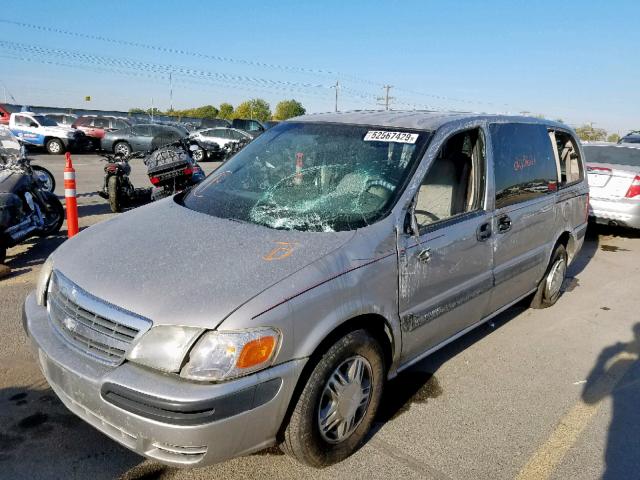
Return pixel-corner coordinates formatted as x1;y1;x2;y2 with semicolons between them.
169;72;173;112
377;85;394;110
331;80;340;112
151;97;154;122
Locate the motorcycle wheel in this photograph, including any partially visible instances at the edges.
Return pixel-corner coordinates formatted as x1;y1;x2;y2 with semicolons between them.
31;165;56;193
37;192;65;237
108;175;122;213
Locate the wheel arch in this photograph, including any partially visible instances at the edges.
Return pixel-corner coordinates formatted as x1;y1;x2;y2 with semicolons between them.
276;312;395;441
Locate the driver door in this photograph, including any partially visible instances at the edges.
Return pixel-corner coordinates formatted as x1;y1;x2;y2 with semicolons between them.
398;127;494;364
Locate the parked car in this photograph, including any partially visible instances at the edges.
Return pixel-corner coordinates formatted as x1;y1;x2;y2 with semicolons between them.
0;104;14;126
584;143;640;228
618;132;640;145
9;111;87;154
73;115;133;149
263;120;280;129
25;112;588;469
199;118;231;129
43;113;78;127
101;124;186;156
231;118;265;138
189;127;252;160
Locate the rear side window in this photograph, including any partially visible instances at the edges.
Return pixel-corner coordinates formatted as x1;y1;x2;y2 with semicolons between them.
490;123;558;209
75;116;91;126
14;115;31;127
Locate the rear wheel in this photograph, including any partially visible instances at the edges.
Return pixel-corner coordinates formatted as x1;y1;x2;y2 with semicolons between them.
107;175;122;213
530;244;568;309
37;192;64;237
46;138;64;155
281;329;385;468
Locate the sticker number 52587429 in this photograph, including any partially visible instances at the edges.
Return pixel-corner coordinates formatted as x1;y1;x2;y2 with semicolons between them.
364;130;419;144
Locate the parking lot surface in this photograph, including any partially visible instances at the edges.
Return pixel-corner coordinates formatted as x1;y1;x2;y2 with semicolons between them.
1;153;639;480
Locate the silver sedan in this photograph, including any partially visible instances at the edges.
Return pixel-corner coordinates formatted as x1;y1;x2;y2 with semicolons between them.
584;143;640;228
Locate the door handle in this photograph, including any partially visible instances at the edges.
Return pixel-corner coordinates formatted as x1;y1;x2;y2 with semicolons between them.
417;248;431;263
497;214;512;233
477;222;492;241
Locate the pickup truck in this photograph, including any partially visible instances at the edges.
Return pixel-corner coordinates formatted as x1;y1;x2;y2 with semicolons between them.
9;111;87;154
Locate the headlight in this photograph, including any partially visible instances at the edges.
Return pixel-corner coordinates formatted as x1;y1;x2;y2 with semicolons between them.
180;328;280;382
127;325;203;373
36;257;54;306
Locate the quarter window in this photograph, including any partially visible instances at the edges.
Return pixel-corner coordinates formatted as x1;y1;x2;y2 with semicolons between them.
552;131;583;186
490;123;558;209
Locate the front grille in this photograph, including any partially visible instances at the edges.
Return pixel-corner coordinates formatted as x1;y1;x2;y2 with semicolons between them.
47;271;152;365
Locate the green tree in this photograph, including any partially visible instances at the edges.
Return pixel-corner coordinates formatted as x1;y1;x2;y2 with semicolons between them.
273;99;306;120
234;98;271;122
607;133;621;143
128;108;146;114
218;103;234;119
575;124;607;142
191;105;219;119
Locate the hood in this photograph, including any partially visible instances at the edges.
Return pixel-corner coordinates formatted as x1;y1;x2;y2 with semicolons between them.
52;198;354;328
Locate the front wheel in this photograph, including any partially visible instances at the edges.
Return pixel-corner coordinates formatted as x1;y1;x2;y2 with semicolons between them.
107;175;122;213
37;192;64;237
281;329;385;468
46;138;64;155
530;244;568;309
113;141;132;157
31;165;56;193
192;147;206;162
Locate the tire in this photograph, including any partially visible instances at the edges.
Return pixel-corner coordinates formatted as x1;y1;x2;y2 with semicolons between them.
281;329;385;468
31;165;56;193
192;147;206;162
530;244;568;309
46;138;64;155
0;240;6;264
107;175;122;213
113;141;132;157
37;192;64;237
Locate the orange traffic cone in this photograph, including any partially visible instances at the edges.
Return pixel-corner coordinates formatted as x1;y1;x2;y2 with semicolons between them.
64;152;79;238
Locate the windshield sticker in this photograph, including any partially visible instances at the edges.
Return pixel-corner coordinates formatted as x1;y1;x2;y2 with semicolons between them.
364;131;419;144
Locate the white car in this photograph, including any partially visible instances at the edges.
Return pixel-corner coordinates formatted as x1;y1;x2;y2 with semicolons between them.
9;112;86;154
189;127;252;160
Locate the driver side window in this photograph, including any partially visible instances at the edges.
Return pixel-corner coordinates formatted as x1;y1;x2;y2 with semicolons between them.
414;128;485;229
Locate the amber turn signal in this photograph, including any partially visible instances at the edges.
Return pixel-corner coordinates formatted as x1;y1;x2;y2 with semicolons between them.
236;336;277;369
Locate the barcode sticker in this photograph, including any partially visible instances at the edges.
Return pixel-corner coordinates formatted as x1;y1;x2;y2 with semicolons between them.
364;130;419;144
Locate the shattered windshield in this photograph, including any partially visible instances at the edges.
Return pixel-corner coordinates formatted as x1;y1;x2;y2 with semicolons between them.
183;122;431;232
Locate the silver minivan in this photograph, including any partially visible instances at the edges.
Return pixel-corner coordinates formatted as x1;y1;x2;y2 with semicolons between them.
24;112;589;468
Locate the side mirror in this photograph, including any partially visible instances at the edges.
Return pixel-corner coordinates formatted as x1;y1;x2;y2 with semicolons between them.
403;201;419;236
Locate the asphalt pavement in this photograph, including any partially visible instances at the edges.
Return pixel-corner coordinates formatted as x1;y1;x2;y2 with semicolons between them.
1;153;639;480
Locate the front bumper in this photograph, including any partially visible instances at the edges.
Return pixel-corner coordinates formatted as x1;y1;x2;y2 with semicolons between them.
24;292;306;466
589;196;640;229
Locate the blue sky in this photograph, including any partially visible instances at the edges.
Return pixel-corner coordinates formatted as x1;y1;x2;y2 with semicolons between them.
0;0;637;134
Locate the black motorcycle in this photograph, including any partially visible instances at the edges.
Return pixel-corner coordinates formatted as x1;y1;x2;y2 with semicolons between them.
98;151;151;213
0;129;64;263
144;139;205;201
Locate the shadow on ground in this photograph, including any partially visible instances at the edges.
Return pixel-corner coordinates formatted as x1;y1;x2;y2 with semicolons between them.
0;382;144;480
